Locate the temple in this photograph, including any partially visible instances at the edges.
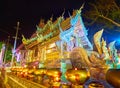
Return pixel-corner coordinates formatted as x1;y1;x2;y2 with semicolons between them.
16;5;93;67
11;5;120;88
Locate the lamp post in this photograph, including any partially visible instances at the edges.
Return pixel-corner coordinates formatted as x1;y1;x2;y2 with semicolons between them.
11;22;20;67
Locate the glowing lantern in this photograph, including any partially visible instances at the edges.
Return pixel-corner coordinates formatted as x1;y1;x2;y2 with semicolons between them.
65;69;90;87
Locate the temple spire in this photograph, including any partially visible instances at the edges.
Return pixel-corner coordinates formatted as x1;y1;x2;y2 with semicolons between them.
58;23;63;32
62;9;65;17
77;3;85;14
68;11;72;20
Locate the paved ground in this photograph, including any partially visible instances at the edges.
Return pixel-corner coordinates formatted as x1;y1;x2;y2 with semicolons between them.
0;76;11;88
0;71;11;88
0;76;5;88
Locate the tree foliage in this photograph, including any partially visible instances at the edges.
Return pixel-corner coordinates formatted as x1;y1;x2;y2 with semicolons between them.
84;0;120;28
5;44;12;62
0;42;12;63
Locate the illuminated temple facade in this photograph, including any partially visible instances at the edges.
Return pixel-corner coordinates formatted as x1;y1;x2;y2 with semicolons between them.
15;6;93;68
15;6;120;70
10;5;120;88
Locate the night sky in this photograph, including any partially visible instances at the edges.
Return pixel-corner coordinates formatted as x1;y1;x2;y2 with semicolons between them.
0;0;86;47
0;0;120;49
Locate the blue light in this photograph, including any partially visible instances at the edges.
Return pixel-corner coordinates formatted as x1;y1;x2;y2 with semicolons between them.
115;38;120;49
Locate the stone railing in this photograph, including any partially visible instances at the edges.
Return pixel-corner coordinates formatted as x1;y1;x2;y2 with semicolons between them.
7;74;47;88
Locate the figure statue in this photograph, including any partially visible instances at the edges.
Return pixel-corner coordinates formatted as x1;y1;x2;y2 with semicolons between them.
36;25;42;33
70;47;93;69
56;16;64;27
47;16;53;26
102;38;110;61
39;19;45;28
94;29;104;55
66;36;76;51
36;33;43;43
108;41;120;68
108;41;116;61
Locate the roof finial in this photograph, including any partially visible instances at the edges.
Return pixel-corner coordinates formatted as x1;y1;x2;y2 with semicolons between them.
68;11;72;20
77;3;85;14
62;8;65;18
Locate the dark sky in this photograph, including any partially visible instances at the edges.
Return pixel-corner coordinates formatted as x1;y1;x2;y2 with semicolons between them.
0;0;120;49
0;0;86;47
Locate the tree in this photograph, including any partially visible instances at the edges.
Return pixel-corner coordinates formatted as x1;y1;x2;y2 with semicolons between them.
4;44;12;63
84;0;120;28
0;42;12;63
